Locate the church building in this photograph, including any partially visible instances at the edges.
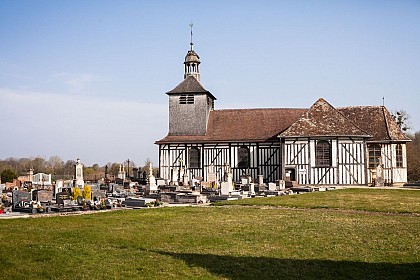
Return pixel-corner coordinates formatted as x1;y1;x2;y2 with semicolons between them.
155;36;410;187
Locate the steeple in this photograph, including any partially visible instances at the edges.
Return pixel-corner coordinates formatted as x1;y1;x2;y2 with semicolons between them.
184;23;201;81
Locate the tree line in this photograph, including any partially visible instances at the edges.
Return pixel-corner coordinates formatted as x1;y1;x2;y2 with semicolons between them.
0;156;156;183
407;131;420;182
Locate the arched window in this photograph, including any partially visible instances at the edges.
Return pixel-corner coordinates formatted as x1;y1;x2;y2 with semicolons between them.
396;144;403;168
316;140;331;166
368;144;381;168
238;146;250;168
189;147;200;168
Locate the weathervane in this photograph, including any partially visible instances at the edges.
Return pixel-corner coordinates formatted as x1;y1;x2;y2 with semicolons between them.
189;23;194;50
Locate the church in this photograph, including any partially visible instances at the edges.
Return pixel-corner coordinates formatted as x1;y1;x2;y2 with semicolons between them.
155;36;410;187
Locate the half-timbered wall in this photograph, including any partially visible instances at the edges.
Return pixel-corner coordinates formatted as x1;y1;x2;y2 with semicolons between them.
160;140;406;186
367;143;408;186
159;141;280;183
284;137;365;185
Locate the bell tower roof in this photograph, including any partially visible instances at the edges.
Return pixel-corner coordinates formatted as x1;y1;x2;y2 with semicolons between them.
184;23;201;81
166;75;216;100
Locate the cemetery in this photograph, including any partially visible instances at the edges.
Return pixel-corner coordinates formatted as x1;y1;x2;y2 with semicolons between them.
0;156;399;218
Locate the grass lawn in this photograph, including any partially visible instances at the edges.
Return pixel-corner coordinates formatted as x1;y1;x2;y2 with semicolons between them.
0;188;419;279
215;188;420;213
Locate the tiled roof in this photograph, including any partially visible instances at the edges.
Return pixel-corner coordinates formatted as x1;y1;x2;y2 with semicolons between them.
166;76;216;100
338;106;410;142
156;98;410;144
156;108;306;144
279;98;370;138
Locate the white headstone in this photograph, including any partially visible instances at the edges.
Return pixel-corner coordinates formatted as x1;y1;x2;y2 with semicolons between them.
249;183;255;194
221;182;232;195
278;180;285;190
117;164;126;180
268;182;276;191
74;158;84;188
207;165;217;183
258;175;264;186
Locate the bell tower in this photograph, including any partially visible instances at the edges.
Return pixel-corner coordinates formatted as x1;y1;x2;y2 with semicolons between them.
166;25;216;136
184;23;200;81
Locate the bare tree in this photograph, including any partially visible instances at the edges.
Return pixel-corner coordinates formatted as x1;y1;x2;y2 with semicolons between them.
392;110;411;132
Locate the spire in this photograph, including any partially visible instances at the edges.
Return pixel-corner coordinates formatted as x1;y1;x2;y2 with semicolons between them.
189;23;194;51
184;23;201;81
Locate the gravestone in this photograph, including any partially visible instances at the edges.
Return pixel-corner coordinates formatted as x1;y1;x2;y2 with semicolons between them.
268;182;276;191
258;175;264;186
62;187;72;194
32;190;40;201
221;182;232;195
12;190;31;209
92;189;106;200
375;164;384;187
207;165;217;184
124;198;149;207
156;179;166;186
207;173;217;184
278;180;286;190
37;190;53;203
249;183;255;194
56;192;71;206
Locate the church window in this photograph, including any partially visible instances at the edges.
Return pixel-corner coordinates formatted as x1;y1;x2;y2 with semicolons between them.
316;140;331;166
179;94;194;104
238;146;250;168
189;147;200;168
368;144;381;168
396;144;403;168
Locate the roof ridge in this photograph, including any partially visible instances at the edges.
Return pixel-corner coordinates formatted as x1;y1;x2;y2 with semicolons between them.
215;107;307;112
279;98;371;138
337;105;382;109
381;106;392;140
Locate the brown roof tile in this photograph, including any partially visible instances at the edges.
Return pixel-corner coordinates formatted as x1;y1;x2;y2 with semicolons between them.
156;108;306;144
156;98;410;144
338;106;410;142
279;98;370;138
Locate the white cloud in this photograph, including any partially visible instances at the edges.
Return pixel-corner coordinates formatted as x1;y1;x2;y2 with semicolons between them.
51;72;105;94
0;88;167;166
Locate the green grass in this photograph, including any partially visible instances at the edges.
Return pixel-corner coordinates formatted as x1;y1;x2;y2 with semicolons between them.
0;189;419;279
215;188;420;213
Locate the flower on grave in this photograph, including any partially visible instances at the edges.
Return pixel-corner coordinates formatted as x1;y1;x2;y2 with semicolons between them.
72;187;82;201
82;185;91;200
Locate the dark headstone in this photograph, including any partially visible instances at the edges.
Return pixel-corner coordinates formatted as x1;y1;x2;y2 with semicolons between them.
12;190;31;208
62;187;72;194
105;199;112;209
56;192;71;206
124;198;147;207
77;196;83;205
32;189;39;201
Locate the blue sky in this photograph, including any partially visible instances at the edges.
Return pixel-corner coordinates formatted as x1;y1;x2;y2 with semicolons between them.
0;0;419;166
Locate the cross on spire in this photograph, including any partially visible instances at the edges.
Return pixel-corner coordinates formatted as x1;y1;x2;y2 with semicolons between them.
189;23;194;50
